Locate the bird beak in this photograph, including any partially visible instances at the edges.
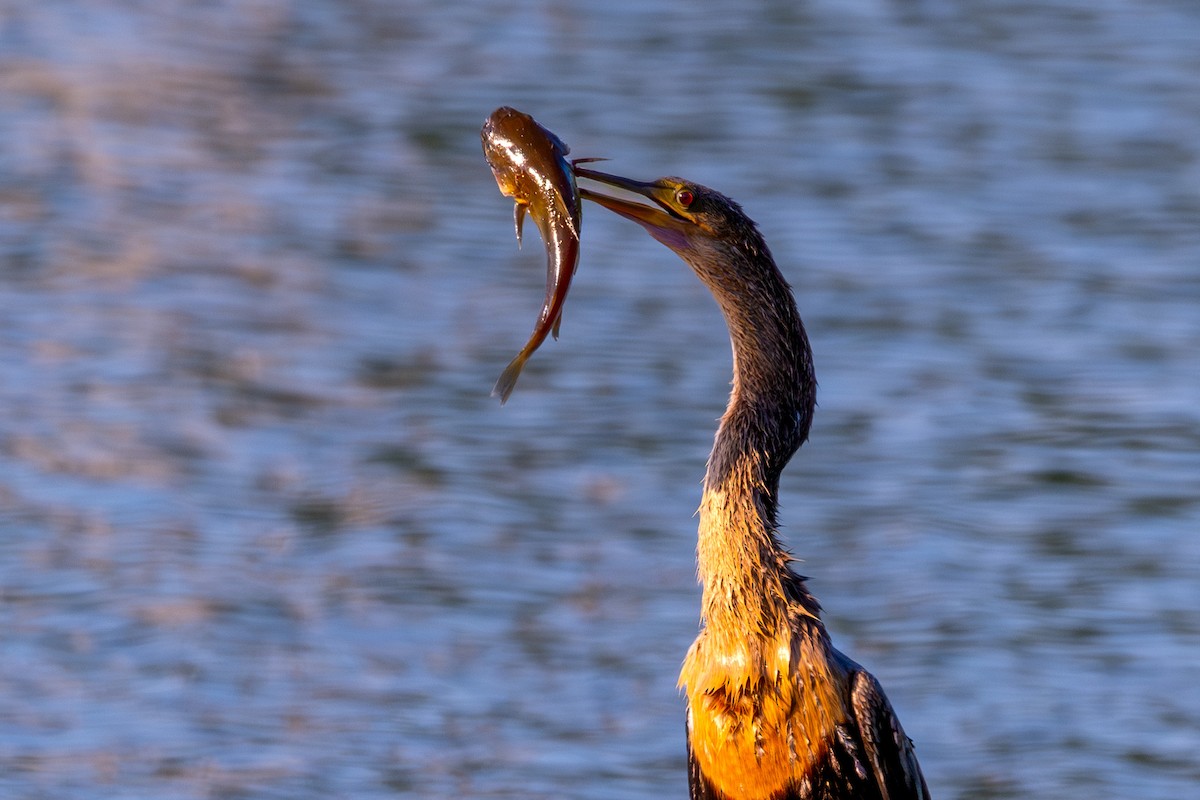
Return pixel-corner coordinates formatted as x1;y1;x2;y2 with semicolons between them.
575;167;694;252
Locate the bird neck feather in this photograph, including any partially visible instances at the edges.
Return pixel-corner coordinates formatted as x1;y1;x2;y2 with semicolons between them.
696;457;804;633
688;239;818;632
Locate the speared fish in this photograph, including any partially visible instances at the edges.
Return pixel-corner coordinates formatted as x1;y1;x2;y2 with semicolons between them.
481;106;591;404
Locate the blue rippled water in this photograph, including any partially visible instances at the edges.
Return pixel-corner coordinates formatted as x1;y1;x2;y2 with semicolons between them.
1;2;1197;798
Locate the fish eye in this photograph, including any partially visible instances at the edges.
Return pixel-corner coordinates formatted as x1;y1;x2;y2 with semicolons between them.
676;188;695;208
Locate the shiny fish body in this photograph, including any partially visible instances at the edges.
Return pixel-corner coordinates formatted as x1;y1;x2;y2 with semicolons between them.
482;106;581;404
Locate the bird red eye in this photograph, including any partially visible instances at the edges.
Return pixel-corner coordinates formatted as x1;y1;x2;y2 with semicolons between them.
676;189;694;207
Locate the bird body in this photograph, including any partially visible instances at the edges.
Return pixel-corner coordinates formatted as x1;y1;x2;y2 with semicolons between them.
683;467;925;800
578;168;930;800
682;470;840;800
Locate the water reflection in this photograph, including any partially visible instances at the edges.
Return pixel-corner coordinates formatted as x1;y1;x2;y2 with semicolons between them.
1;2;1197;799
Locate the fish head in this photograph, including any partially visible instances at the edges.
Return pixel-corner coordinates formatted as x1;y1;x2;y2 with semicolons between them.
482;107;578;235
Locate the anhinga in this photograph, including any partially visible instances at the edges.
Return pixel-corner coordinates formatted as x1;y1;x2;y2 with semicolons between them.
577;167;931;800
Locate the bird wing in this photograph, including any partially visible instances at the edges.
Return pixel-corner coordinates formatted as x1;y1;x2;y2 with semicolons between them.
850;670;930;800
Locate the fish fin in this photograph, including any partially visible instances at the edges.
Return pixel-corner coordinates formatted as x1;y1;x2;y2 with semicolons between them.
492;352;528;405
551;305;564;339
552;194;580;239
513;203;526;247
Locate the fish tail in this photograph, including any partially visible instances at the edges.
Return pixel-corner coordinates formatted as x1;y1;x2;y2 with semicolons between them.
492;352;529;405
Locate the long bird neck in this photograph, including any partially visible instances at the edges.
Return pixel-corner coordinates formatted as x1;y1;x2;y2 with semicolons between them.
685;234;818;634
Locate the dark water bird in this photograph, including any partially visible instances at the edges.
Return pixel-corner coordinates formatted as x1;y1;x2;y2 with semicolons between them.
577;166;931;800
481;106;583;404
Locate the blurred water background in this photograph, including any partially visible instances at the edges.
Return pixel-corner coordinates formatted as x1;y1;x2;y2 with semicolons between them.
1;1;1197;798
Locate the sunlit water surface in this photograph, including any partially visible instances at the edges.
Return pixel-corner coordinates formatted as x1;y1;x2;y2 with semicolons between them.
1;2;1197;798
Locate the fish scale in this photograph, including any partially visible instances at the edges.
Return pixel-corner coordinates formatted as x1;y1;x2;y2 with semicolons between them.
481;106;583;404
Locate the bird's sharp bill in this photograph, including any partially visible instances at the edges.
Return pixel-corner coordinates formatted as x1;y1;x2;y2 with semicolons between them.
576;168;693;250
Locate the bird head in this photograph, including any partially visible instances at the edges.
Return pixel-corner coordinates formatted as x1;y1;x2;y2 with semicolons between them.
576;167;763;262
